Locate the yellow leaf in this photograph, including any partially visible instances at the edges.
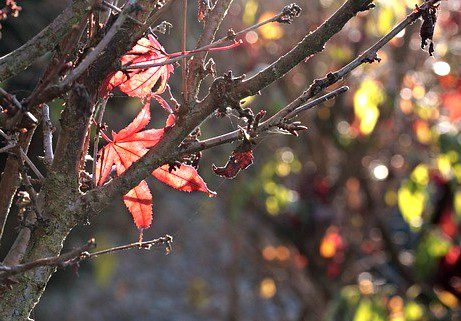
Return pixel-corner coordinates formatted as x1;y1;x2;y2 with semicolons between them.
398;183;426;229
354;79;384;135
410;164;429;186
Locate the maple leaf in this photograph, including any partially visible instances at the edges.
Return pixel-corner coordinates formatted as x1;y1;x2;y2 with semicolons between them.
101;35;174;102
95;103;214;229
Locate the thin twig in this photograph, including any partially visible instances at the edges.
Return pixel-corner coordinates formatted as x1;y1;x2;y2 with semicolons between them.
101;0;145;25
0;144;15;154
254;0;442;123
18;166;38;205
178;87;350;156
87;234;173;258
0;87;38;124
42;104;54;166
123;7;296;70
0;129;18;153
0;240;96;279
0;235;173;279
0;0;90;82
285;86;349;120
19;148;44;181
92;99;108;187
181;0;188;106
57;8;129;90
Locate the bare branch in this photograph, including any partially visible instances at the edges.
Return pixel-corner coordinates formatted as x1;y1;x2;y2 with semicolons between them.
300;0;441;100
92;98;108;187
0;87;38;126
234;0;374;99
181;0;189;107
19;148;44;182
101;0;144;25
0;239;96;279
56;7;130;91
42;104;54;167
272;86;349;126
178;86;350;155
0;235;173;280
187;0;234;100
124;6;301;71
0;0;91;82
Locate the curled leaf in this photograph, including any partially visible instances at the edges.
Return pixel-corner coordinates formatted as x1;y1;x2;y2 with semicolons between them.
213;143;254;179
153;164;216;197
419;4;438;56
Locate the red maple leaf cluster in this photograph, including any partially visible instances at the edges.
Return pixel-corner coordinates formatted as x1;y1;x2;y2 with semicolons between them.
97;36;215;230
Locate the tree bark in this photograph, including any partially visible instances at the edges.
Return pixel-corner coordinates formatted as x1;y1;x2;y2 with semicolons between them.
0;85;92;320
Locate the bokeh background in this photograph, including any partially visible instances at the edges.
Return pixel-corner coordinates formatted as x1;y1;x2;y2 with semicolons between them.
1;0;460;320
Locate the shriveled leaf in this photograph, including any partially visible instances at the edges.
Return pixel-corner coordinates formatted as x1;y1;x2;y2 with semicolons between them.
153;164;216;197
213;149;254;179
419;4;438;56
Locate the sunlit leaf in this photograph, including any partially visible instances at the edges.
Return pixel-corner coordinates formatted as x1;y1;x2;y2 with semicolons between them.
354;79;385;136
398;181;426;229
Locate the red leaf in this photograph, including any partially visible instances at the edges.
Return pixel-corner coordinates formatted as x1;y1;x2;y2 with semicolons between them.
123;180;153;229
152;164;216;197
102;35;174;99
95;103;214;229
213;150;254;179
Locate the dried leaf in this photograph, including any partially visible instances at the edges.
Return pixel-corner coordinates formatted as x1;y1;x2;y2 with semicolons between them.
213;143;254;179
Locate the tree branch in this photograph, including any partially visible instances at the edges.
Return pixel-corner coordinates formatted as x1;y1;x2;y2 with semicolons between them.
77;0;375;217
176;86;350;155
42;104;54;167
0;235;173;280
234;0;374;99
123;5;301;71
30;0;177;107
0;0;91;82
187;0;234;101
